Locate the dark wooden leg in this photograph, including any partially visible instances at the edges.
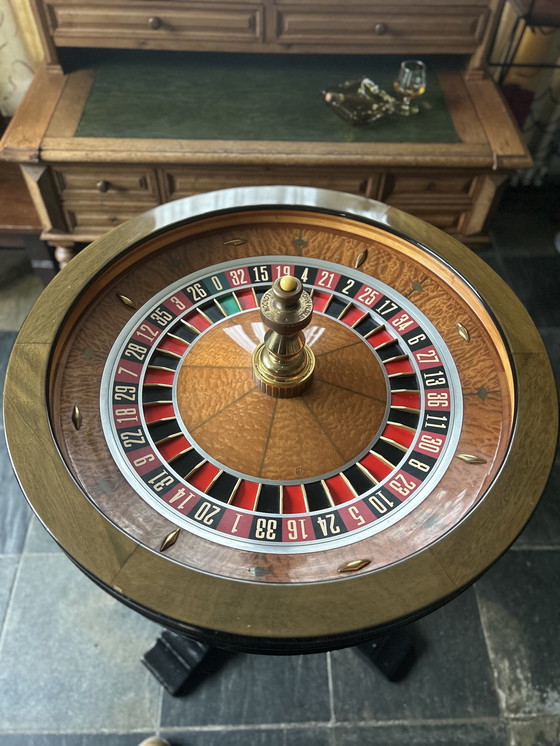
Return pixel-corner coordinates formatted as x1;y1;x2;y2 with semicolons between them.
354;625;419;681
142;630;211;696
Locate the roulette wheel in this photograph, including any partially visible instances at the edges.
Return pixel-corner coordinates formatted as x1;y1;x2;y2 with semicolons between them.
4;186;557;656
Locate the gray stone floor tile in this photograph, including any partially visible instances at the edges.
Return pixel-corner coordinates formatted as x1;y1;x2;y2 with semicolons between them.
0;269;42;331
0;331;17;431
0;554;162;733
330;589;499;722
489;186;560;326
162;727;332;746
514;446;560;548
0;331;33;554
509;717;560;746
476;549;560;717
494;256;560;327
160;650;330;727
477;247;508;281
24;516;63;554
0;735;152;746
0;249;33;289
334;721;509;745
0;437;32;554
540;327;560;391
0;556;18;626
488;186;560;258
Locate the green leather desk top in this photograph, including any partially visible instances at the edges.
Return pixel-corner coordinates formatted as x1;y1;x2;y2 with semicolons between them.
75;52;460;144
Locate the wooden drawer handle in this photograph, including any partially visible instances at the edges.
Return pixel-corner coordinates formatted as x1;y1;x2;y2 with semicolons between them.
374;22;387;35
149;16;162;30
96;180;110;193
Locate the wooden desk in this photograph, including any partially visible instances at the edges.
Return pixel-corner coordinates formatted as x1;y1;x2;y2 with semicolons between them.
0;0;531;265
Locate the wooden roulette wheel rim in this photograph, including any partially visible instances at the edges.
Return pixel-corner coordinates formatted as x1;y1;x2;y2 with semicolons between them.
4;186;557;653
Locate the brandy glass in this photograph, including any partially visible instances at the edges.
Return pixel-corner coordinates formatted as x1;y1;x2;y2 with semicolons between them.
394;60;426;116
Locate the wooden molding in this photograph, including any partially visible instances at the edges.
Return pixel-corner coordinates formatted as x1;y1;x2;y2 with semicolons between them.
0;63;65;163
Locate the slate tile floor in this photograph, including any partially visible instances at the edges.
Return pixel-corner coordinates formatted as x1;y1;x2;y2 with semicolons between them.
0;186;558;746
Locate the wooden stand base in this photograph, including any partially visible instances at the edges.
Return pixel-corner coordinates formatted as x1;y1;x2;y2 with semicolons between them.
142;630;210;697
354;625;418;682
142;626;419;697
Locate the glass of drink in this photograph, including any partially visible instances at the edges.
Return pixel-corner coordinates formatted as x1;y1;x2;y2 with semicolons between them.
394;60;426;115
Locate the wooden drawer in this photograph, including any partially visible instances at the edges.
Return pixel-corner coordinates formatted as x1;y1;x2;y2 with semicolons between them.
379;172;480;202
272;5;488;52
53;165;161;203
372;171;486;234
382;193;473;233
62;204;151;234
161;166;379;200
45;3;263;48
397;205;471;233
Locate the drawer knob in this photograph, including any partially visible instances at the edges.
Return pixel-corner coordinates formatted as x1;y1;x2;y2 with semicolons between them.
374;22;387;35
149;16;162;30
96;180;110;193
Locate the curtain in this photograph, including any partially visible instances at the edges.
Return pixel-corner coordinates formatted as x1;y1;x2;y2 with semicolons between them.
0;0;41;117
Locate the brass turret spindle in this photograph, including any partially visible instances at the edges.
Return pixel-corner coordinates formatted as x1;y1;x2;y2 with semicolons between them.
252;275;315;398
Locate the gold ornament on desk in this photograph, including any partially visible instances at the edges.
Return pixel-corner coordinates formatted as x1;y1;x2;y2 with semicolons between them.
323;60;427;125
322;76;396;125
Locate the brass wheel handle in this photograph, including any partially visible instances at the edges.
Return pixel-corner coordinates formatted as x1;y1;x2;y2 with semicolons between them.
252;275;315;398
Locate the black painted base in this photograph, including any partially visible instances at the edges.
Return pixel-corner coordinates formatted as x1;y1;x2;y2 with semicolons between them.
142;630;210;696
354;625;418;682
143;625;419;696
